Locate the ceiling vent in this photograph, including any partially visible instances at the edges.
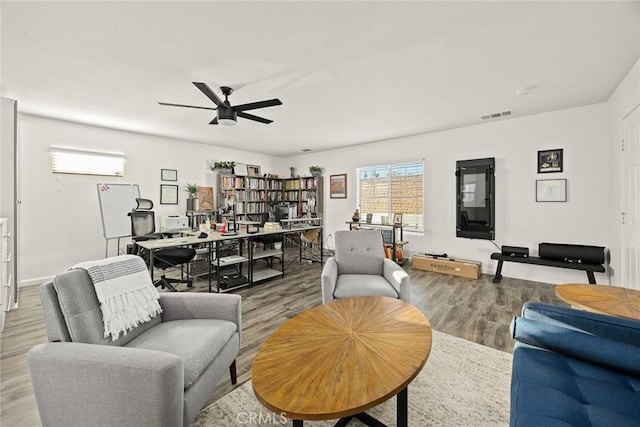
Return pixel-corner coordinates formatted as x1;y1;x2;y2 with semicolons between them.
301;148;312;152
481;110;513;120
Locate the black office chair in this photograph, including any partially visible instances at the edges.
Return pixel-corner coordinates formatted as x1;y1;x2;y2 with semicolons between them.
128;198;196;292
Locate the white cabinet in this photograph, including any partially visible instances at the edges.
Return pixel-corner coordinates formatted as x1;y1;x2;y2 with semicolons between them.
0;218;11;331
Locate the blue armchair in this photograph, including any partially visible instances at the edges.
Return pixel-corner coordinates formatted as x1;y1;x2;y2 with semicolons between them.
510;301;640;427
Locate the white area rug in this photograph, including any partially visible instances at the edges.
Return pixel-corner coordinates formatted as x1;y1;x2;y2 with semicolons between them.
194;330;512;426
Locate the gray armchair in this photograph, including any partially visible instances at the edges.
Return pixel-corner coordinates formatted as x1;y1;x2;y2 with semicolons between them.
321;230;410;303
28;267;241;427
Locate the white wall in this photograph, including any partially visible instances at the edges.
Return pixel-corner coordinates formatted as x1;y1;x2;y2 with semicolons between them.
289;104;610;285
18;114;283;284
17;102;619;286
606;58;640;284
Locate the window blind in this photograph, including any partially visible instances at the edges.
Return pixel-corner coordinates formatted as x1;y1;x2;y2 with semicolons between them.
51;149;125;177
357;162;424;232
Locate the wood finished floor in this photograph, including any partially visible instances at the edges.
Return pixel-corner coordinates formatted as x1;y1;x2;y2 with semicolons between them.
0;255;565;426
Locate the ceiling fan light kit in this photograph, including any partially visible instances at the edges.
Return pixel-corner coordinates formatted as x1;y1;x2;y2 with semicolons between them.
159;82;282;126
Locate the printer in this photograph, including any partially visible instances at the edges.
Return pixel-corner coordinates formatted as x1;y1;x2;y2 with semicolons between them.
160;215;190;232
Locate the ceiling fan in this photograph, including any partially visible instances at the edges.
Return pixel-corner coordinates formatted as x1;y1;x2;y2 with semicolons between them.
158;82;282;126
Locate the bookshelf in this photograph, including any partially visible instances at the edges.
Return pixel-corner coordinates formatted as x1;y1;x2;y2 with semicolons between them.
218;174;323;220
346;221;408;264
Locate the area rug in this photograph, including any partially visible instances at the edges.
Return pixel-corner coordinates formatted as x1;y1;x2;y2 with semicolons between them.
194;330;512;426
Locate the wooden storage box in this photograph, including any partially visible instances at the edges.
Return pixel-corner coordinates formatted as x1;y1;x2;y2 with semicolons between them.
412;255;481;279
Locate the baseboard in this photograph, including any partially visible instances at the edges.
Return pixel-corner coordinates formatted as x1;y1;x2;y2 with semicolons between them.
20;275;54;287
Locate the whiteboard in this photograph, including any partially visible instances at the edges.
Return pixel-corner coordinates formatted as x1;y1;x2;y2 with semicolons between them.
97;183;140;239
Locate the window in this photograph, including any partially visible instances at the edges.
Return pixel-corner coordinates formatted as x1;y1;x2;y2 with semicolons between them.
357;162;423;232
51;148;125;177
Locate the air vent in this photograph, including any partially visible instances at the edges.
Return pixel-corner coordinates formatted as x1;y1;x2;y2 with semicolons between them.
301;148;312;152
481;110;513;120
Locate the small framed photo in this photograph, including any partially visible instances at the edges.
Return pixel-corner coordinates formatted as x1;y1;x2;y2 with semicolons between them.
161;168;177;181
536;179;567;202
365;213;373;224
247;165;261;177
197;186;214;210
234;163;249;176
160;184;178;204
538;149;563;173
330;174;347;199
393;213;403;225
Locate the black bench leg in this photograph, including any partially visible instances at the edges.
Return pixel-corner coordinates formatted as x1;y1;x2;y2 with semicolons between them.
493;260;504;283
586;271;596;284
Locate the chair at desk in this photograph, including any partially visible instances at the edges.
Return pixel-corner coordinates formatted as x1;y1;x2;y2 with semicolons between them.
128;198;196;292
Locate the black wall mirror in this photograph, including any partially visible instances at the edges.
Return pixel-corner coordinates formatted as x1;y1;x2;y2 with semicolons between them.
456;158;495;240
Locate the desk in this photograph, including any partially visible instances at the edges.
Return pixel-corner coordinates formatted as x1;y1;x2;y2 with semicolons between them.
136;225;323;292
252;296;432;426
555;284;640;320
279;216;322;229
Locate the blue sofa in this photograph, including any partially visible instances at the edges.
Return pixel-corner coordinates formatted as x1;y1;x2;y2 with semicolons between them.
510;301;640;426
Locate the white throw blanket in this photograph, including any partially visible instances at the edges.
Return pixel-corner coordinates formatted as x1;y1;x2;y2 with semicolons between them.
72;255;162;341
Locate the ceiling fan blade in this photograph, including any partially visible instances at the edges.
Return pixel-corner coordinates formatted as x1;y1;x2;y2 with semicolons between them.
237;111;273;124
233;98;282;112
158;102;216;111
209;117;219;125
193;82;224;106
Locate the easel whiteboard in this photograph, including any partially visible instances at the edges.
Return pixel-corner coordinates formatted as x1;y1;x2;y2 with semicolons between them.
97;184;140;239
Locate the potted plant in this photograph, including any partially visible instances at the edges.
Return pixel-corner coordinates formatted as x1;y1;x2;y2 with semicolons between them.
309;165;322;177
210;161;236;174
185;183;200;211
266;192;281;221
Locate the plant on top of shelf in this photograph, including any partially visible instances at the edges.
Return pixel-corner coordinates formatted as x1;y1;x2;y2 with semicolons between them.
185;183;199;199
309;165;323;177
210;161;236;172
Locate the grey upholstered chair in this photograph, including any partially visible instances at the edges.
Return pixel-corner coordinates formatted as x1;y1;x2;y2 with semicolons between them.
321;230;410;303
28;268;241;427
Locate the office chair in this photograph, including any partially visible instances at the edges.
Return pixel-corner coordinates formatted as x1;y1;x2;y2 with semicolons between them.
129;198;196;292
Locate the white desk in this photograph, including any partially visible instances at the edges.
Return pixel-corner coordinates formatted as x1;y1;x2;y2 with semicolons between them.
136;225;323;292
280;216;323;229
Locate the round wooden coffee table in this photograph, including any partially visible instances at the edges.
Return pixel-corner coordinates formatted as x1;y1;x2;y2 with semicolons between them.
555;284;640;320
252;296;432;427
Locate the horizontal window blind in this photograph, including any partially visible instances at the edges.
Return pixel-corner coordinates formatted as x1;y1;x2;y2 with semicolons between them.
357;162;423;232
51;149;125;177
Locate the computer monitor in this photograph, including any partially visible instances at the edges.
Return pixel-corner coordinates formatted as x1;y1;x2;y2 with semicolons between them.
274;205;289;222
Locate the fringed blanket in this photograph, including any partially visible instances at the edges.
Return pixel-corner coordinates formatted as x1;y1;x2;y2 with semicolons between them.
73;255;162;341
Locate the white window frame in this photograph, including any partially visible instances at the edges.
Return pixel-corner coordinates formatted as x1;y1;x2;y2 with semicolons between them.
356;161;424;233
51;148;125;177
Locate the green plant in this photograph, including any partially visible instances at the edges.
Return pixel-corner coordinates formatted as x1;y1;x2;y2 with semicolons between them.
211;161;236;171
266;192;281;206
309;165;322;172
185;183;199;198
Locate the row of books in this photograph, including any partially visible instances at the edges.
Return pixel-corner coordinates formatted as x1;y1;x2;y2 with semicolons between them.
383;244;404;262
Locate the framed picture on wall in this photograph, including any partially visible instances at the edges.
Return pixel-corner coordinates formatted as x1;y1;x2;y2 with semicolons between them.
161;168;177;181
330;174;347;199
393;213;403;225
160;184;178;204
536;179;567;202
537;149;563;173
197;186;214;211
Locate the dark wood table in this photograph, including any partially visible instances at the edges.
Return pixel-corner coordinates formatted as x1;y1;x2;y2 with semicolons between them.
555;284;640;320
252;296;432;426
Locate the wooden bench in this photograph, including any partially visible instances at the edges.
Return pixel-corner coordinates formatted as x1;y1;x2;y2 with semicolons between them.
490;253;605;284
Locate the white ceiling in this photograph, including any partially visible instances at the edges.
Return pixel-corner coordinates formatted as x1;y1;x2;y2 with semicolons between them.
2;1;639;157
